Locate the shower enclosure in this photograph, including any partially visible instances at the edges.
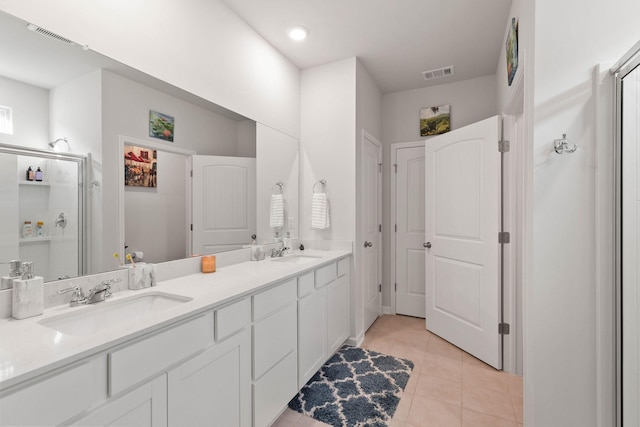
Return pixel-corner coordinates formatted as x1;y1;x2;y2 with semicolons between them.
614;42;640;427
0;143;86;282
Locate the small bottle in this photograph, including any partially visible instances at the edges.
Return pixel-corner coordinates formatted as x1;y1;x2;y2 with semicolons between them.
283;231;291;254
1;260;22;290
36;221;44;237
22;221;33;238
26;166;34;181
35;167;43;182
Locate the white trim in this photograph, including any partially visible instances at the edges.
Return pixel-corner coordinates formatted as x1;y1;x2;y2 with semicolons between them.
382;305;393;315
389;140;426;316
117;135;196;263
360;129;383;329
346;331;365;347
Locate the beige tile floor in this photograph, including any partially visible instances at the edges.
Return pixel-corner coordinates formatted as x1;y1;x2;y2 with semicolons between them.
273;314;523;427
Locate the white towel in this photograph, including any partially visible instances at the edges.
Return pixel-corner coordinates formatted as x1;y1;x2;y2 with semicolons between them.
270;194;284;228
311;192;330;229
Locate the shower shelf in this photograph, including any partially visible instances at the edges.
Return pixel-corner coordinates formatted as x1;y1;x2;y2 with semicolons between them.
19;180;50;187
19;236;52;244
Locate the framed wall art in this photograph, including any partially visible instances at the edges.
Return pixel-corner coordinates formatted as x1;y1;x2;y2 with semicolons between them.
124;145;157;187
420;104;451;136
149;110;174;142
506;17;519;86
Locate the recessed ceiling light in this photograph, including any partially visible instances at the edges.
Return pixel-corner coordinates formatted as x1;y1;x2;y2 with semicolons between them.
287;26;308;41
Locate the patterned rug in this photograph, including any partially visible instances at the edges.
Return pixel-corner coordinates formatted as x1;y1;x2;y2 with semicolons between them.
288;345;414;427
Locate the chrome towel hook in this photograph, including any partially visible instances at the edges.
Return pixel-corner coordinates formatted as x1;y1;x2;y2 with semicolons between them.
554;133;577;154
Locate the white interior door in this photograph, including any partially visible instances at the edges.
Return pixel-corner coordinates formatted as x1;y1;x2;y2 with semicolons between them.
425;115;502;369
395;145;426;318
192;155;256;255
361;131;382;331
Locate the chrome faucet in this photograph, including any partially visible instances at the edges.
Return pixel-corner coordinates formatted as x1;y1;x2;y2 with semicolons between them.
58;279;118;306
270;247;289;258
86;282;113;304
58;285;87;306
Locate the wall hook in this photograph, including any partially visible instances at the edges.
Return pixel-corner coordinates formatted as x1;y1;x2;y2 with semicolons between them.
554;133;577;154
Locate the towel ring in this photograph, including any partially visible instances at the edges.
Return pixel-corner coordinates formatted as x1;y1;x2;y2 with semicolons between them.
271;182;284;194
313;179;327;194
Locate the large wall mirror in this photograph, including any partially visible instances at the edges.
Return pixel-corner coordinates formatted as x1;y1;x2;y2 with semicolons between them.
0;10;299;283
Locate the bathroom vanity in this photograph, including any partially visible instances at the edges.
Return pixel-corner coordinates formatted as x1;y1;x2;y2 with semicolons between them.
0;249;351;427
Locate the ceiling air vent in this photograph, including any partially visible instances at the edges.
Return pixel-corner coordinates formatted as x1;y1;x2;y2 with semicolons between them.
27;23;75;45
422;65;455;81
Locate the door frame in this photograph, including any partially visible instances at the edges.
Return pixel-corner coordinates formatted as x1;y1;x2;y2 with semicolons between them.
390;140;426;315
359;129;383;331
117;135;195;262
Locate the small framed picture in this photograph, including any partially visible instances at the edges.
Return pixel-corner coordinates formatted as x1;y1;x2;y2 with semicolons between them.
124;145;157;188
420;104;451;137
506;17;519;86
149;110;174;142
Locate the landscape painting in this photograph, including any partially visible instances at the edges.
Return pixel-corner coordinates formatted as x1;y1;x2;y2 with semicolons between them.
420;104;451;136
149;110;174;142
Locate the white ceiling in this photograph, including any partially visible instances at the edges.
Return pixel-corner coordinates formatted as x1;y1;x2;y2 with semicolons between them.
220;0;513;94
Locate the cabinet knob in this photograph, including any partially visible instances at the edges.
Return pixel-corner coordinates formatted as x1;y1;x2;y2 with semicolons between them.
424;242;431;248
364;241;373;248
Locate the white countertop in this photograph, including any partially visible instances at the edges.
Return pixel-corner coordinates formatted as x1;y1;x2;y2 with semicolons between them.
0;249;351;391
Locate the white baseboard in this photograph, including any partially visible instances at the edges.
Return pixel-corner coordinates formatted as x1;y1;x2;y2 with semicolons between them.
382;305;393;315
347;331;365;347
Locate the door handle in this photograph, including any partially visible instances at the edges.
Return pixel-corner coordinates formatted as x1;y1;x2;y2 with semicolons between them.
364;241;373;248
424;242;431;248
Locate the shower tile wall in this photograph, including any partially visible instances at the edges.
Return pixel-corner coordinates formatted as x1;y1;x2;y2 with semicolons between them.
16;155;78;281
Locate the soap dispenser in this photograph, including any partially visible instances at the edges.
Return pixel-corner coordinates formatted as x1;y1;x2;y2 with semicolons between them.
1;260;22;290
12;261;44;319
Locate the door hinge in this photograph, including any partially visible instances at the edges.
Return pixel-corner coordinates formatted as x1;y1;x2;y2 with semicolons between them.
379;284;382;293
499;323;510;335
498;231;510;244
394;283;397;292
379;224;382;232
190;224;193;231
498;140;510;153
395;224;397;232
378;163;382;173
394;164;397;173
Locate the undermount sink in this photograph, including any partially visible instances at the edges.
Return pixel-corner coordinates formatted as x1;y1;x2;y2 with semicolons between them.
270;254;322;264
39;292;193;336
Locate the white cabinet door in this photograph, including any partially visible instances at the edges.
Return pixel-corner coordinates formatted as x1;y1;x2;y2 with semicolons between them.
327;275;349;355
168;329;251;427
298;288;327;388
75;375;167;427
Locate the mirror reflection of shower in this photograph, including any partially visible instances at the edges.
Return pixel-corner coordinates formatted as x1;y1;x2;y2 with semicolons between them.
55;212;67;229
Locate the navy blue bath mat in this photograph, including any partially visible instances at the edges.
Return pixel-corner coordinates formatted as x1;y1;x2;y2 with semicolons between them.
288;345;414;427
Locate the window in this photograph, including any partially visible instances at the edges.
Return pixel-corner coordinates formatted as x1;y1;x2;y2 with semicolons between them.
0;105;13;135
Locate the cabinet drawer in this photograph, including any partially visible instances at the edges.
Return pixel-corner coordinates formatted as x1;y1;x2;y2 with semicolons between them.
337;257;349;277
216;298;250;342
297;271;315;298
0;357;106;426
315;261;337;289
253;303;296;380
109;312;213;396
252;278;296;321
253;351;297;427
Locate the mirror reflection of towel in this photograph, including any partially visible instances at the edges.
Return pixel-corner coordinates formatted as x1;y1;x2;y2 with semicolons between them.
270;194;284;228
311;192;330;229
